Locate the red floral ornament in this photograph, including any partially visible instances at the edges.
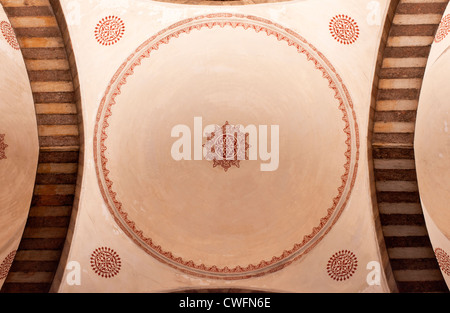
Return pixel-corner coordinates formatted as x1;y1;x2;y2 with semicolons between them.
0;250;16;280
435;14;450;43
203;122;249;172
435;248;450;276
0;21;19;50
327;250;358;281
329;15;359;45
90;247;122;278
95;16;125;46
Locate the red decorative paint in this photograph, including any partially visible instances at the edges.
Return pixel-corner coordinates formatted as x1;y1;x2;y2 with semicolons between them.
0;250;16;280
94;13;360;279
0;21;19;50
435;248;450;276
327;250;358;281
204;121;249;172
90;247;121;278
435;14;450;43
95;16;125;46
329;15;359;45
0;134;7;160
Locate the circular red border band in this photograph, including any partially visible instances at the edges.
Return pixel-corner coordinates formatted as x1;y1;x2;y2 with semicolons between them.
94;13;360;279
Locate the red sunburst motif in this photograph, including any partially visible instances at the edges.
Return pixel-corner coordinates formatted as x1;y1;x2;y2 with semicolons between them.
0;250;16;280
435;248;450;276
90;247;122;278
0;21;19;50
95;16;125;46
329;15;359;45
327;250;358;281
435;14;450;43
203;121;249;172
0;134;8;160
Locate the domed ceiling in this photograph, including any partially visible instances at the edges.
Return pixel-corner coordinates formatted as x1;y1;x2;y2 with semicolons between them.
0;0;449;294
48;0;387;293
94;13;359;279
415;4;450;287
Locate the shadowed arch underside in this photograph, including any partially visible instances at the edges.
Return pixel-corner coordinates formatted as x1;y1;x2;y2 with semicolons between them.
0;0;82;293
371;0;449;293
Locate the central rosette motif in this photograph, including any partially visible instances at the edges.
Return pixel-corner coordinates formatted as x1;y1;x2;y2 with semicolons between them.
203;121;249;172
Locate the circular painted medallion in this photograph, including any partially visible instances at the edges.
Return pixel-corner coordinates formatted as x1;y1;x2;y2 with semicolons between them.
0;250;16;280
94;16;125;46
435;14;450;43
435;248;450;276
90;247;122;278
0;21;19;50
329;14;359;45
327;250;358;281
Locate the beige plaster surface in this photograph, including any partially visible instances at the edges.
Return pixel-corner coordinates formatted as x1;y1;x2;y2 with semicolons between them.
0;6;39;288
415;2;450;287
416;52;450;240
56;0;391;292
